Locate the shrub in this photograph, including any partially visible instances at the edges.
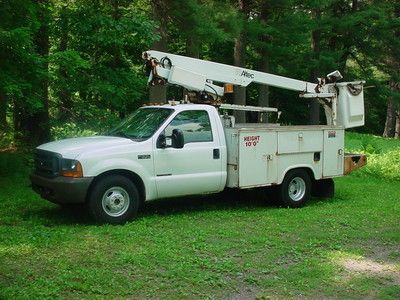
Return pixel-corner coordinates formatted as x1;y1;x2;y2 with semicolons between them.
346;133;400;181
360;136;382;154
0;152;32;177
360;149;400;181
51;123;98;140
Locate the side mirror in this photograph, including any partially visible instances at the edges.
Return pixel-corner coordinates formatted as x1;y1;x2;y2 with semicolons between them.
156;134;167;148
171;129;184;149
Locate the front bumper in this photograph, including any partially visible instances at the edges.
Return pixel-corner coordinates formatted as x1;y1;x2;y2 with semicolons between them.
31;173;94;204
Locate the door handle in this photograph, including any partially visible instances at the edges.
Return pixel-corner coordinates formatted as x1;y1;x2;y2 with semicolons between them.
213;149;220;159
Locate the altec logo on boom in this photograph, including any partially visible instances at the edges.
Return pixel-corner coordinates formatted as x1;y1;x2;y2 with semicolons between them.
241;70;255;79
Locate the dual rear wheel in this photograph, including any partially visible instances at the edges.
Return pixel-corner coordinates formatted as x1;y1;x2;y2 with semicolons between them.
274;169;312;208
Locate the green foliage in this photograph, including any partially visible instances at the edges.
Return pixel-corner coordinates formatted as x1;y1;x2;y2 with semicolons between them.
0;131;14;149
0;3;43;111
0;0;159;145
51;0;158;114
50;103;121;140
0;152;32;177
363;149;400;181
360;136;382;154
50;123;97;140
346;132;400;181
169;0;240;44
0;0;399;144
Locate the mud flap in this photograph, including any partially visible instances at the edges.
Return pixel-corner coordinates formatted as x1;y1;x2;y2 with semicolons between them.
311;178;334;198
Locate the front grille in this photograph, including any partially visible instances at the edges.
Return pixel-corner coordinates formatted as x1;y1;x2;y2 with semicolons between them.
34;150;61;178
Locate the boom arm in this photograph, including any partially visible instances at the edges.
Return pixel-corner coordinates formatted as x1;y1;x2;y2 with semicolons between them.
143;50;365;128
144;50;333;97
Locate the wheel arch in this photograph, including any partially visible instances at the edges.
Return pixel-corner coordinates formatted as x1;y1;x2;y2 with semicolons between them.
86;169;146;205
279;166;316;184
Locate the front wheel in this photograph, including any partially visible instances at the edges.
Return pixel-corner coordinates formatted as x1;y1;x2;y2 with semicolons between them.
88;175;140;224
278;169;311;208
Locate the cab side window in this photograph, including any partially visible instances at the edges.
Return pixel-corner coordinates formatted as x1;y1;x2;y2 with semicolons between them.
165;110;213;143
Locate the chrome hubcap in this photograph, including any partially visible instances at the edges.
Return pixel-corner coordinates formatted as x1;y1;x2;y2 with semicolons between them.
102;187;130;217
288;177;306;202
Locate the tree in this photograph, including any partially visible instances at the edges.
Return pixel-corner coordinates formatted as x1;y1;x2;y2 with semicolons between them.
257;0;270;122
149;0;168;103
29;0;51;144
1;0;399;147
233;0;252;123
383;1;400;138
57;0;157;115
309;6;321;125
0;0;50;145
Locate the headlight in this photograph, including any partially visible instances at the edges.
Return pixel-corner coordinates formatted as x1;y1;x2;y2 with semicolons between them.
61;159;83;178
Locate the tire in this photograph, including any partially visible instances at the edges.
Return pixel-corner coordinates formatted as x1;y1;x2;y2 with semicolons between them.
87;175;140;224
278;169;311;208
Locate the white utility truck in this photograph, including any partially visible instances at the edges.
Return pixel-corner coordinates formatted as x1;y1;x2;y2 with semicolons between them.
31;50;366;224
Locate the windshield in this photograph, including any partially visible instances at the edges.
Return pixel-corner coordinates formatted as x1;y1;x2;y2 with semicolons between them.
107;107;174;140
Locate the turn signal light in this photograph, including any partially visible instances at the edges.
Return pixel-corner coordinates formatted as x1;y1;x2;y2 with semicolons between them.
61;161;83;178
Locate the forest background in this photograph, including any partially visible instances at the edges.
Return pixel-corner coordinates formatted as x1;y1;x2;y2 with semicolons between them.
0;0;399;147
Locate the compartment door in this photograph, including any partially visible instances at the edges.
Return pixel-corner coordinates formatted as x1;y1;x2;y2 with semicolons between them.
239;132;277;187
323;129;344;177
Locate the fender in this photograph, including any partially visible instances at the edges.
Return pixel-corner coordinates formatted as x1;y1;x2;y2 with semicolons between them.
278;164;318;185
82;157;158;201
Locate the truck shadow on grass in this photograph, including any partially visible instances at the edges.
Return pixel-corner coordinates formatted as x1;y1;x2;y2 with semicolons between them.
28;204;93;226
140;188;277;218
38;188;331;225
139;188;336;219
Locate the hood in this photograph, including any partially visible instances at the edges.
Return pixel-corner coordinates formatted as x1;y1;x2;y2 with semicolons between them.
37;136;135;159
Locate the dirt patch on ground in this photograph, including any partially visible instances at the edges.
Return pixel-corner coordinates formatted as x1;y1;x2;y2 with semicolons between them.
340;257;400;284
227;288;257;300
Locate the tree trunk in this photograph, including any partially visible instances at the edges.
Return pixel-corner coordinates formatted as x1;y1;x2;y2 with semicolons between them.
352;0;358;12
258;0;270;123
0;90;6;129
233;0;250;123
186;36;199;58
58;6;72;121
394;3;400;138
111;0;122;68
395;110;400;138
149;0;168;103
309;8;321;125
25;0;50;145
233;32;246;123
184;37;200;102
383;81;400;138
383;98;396;138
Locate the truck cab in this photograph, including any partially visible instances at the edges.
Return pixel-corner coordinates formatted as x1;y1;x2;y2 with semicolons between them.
31;104;227;223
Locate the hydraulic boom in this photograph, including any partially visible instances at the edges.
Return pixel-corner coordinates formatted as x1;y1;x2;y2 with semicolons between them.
143;50;365;128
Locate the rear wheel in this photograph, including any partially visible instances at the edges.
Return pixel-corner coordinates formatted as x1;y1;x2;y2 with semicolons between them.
88;175;139;224
278;169;311;208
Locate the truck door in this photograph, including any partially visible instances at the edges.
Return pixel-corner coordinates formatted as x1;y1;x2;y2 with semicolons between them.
153;109;224;198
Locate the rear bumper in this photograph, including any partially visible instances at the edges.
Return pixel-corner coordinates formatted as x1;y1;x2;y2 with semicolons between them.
31;173;93;204
344;153;367;175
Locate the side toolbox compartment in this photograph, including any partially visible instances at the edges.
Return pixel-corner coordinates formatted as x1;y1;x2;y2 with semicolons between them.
225;128;278;188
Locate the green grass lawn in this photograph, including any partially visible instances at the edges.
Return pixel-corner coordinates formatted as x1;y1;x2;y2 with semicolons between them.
0;134;399;299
